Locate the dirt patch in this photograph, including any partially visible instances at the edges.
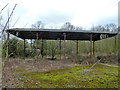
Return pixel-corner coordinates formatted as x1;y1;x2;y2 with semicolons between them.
100;63;119;68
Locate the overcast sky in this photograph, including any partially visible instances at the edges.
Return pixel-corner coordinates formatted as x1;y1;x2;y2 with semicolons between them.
0;0;119;29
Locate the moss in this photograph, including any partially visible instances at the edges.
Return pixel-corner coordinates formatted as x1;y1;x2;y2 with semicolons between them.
13;64;119;88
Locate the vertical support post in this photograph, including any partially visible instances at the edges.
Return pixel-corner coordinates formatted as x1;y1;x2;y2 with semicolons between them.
7;31;9;59
30;39;32;58
93;41;95;56
77;40;78;57
63;33;66;60
24;39;25;59
115;36;116;49
41;39;43;59
60;39;61;59
49;43;50;56
90;34;92;58
36;32;38;60
16;39;18;56
31;39;32;50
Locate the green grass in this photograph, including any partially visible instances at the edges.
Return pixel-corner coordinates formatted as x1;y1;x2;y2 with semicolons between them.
14;64;119;88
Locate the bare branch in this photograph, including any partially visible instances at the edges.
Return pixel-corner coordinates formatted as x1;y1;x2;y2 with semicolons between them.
12;16;21;28
2;4;17;34
0;3;9;15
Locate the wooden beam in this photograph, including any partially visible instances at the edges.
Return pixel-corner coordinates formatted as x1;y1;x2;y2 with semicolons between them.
90;34;92;58
93;41;95;56
60;39;61;59
7;31;9;59
77;40;78;57
41;39;43;59
63;33;66;59
24;39;25;58
36;32;38;60
115;36;116;49
31;39;32;50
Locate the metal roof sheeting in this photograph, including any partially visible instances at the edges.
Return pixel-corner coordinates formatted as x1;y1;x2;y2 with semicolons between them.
6;28;118;41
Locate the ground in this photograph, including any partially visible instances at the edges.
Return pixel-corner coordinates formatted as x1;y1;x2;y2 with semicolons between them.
2;56;119;88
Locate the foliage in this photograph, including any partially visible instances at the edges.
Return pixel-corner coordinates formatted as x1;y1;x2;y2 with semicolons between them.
2;38;29;58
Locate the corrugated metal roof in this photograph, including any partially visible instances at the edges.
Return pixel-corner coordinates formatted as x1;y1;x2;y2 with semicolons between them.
6;28;118;41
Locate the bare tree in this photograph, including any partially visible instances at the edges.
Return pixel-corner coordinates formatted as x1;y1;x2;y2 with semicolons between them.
61;22;83;31
93;24;117;32
104;23;117;32
31;21;44;29
75;26;83;30
61;22;75;30
1;4;17;72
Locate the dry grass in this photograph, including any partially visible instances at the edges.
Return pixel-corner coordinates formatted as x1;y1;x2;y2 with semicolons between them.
2;53;118;88
2;58;79;88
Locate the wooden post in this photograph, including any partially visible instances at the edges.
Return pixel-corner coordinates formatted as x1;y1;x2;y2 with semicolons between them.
90;34;92;58
93;41;95;56
16;39;18;56
63;33;66;59
77;40;78;57
115;36;116;49
60;39;61;59
36;32;38;60
41;39;43;59
7;31;9;59
24;39;25;59
31;39;32;50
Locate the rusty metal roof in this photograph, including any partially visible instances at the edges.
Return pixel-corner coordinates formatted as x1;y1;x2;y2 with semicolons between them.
6;28;117;41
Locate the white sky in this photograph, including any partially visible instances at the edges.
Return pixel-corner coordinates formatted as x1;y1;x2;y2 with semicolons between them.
0;0;119;29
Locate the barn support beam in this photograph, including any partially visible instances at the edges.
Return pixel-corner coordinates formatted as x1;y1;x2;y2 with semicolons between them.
24;39;25;59
90;34;92;58
36;32;38;60
31;39;32;50
77;40;78;57
41;39;44;59
93;41;95;56
60;39;61;59
7;31;9;59
115;35;116;49
63;33;66;60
